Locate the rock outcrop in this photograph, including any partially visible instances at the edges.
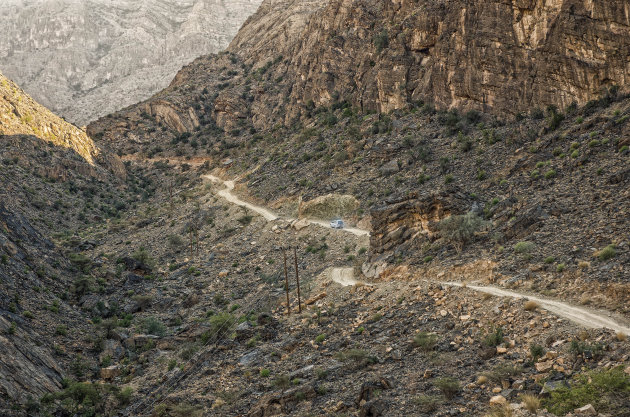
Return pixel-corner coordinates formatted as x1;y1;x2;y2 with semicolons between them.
364;188;470;278
0;0;263;125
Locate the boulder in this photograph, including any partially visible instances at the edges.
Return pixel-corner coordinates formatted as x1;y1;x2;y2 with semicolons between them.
379;159;400;175
489;395;507;406
574;404;597;416
100;366;120;380
292;219;310;231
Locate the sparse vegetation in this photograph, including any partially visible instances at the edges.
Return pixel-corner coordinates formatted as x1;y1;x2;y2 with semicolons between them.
530;343;545;362
514;241;535;254
544;366;630;415
142;316;166;337
484;404;513;417
434;377;460;399
596;244;617;261
413;394;443;412
412;331;438;351
483;326;504;347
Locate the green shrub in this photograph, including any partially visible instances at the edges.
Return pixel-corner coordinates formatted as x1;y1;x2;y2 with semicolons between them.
373;30;389;53
273;375;290;388
260;368;270;378
437;212;488;251
544;256;555;264
413;394;443;412
556;263;566;272
544;367;630;415
530;343;545;362
142;317;166;337
483;327;504;347
55;325;68;336
68;253;92;273
204;313;236;341
434;377;460;399
1;254;7;264
238;215;253;225
547;106;565;130
132;247;153;266
444;174;454;184
413;332;438;352
315;334;326;344
71;276;93;298
335;349;376;366
597;244;616;261
315;368;328;380
168;359;177;371
569;340;603;358
544;169;556;179
514;241;536;254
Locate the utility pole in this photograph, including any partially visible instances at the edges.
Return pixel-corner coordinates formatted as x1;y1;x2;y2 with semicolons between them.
195;226;199;257
294;247;301;313
189;228;193;259
169;181;173;203
283;248;290;316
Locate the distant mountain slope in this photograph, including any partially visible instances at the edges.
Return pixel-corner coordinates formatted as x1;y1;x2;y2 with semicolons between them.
0;0;263;125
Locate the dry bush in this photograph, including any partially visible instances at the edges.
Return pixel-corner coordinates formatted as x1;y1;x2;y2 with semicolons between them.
616;332;628;342
524;300;540;311
578;260;590;270
484;404;513;417
476;375;488;385
520;394;540;413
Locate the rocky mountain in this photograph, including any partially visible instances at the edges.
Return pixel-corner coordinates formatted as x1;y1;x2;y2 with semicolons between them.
0;0;263;125
2;0;630;416
89;0;630;140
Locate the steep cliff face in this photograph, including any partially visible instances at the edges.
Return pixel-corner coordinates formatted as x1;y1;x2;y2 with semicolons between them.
0;0;263;125
286;0;630;118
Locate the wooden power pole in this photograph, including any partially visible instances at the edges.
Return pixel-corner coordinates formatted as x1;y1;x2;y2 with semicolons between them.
283;248;290;316
294;247;301;313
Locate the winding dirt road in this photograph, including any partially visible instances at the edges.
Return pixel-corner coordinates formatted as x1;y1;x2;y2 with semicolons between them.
204;174;369;236
445;282;630;334
204;173;630;335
